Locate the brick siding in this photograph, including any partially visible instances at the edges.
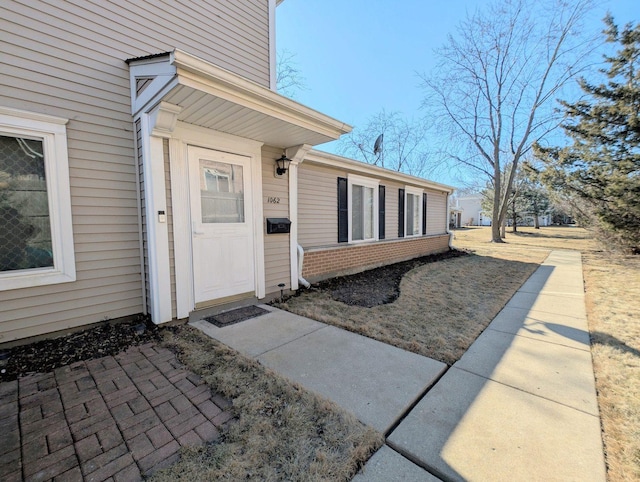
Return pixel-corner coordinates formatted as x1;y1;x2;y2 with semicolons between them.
301;234;451;282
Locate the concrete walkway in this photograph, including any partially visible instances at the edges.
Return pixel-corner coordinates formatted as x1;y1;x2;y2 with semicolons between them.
191;309;447;433
193;249;606;481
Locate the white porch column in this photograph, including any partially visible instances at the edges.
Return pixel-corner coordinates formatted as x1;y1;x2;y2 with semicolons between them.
286;144;311;290
140;102;182;323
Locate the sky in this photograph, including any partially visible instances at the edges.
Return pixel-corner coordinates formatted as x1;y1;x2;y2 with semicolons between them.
276;0;639;185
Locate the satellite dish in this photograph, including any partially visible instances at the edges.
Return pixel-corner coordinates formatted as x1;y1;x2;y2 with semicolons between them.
373;134;383;155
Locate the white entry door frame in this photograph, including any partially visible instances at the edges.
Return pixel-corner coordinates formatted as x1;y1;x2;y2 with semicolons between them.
169;122;265;318
188;147;255;304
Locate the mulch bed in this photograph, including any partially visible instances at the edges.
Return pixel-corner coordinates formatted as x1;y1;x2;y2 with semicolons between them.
0;316;161;382
299;249;468;308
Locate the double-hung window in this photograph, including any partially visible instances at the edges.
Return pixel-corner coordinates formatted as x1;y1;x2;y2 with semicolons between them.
405;186;424;237
0;107;75;291
348;175;379;242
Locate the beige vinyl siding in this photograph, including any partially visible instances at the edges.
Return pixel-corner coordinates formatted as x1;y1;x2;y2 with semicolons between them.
0;125;143;342
298;163;342;248
426;190;448;235
0;0;270;340
4;0;270;87
261;146;290;294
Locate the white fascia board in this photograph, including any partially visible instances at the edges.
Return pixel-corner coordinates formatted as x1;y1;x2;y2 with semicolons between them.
170;49;352;140
305;149;456;194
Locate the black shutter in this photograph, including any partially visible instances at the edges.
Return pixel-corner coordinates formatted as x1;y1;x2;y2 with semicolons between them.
422;192;428;235
378;185;386;240
398;188;405;238
337;177;348;242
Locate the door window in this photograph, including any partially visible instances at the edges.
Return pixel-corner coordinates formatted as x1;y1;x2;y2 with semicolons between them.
199;160;244;223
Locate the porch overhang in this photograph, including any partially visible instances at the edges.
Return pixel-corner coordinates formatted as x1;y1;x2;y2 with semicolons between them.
127;49;351;147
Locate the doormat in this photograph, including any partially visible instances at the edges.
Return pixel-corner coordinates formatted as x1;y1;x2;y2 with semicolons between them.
203;305;269;328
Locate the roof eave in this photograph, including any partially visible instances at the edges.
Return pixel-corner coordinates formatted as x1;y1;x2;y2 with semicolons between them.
170;49;351;141
128;49;351;148
305;149;456;193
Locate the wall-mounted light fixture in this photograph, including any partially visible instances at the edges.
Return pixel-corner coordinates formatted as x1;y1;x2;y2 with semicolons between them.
275;154;291;176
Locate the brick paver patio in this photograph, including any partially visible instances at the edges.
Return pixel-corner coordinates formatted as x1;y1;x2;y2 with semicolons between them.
0;343;233;481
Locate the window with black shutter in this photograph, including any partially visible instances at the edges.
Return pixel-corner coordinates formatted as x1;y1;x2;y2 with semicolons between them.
337;177;348;242
422;192;428;235
398;188;405;238
379;185;386;240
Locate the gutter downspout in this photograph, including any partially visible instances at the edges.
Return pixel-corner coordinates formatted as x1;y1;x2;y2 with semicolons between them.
286;144;312;291
297;244;311;289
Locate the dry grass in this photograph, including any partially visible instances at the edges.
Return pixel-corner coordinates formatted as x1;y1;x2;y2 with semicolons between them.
582;252;640;481
451;224;598;254
280;231;547;365
151;326;383;481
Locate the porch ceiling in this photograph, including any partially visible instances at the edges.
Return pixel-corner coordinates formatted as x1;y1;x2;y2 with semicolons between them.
128;50;351;148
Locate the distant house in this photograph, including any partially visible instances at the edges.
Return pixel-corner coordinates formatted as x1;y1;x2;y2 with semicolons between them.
451;194;492;226
449;198;463;229
0;0;453;343
518;214;552;228
450;193;553;228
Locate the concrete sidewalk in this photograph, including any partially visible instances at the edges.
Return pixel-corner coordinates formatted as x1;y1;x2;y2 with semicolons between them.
385;250;606;481
190;309;447;434
192;249;606;481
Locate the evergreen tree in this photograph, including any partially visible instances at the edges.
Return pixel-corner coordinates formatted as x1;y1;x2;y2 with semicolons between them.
520;164;551;229
482;164;552;232
535;16;640;252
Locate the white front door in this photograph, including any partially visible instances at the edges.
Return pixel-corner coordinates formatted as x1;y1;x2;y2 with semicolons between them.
188;146;255;305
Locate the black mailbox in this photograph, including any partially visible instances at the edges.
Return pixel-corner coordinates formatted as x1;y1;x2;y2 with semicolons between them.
266;218;291;234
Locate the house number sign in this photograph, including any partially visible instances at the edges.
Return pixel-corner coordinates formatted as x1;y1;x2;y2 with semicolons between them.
267;197;281;204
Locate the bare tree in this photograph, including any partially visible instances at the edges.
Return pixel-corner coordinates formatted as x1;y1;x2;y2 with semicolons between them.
421;0;597;242
276;49;307;99
338;110;429;176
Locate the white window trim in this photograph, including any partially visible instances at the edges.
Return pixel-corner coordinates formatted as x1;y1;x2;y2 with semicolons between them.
0;106;76;291
405;186;424;238
348;174;379;243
